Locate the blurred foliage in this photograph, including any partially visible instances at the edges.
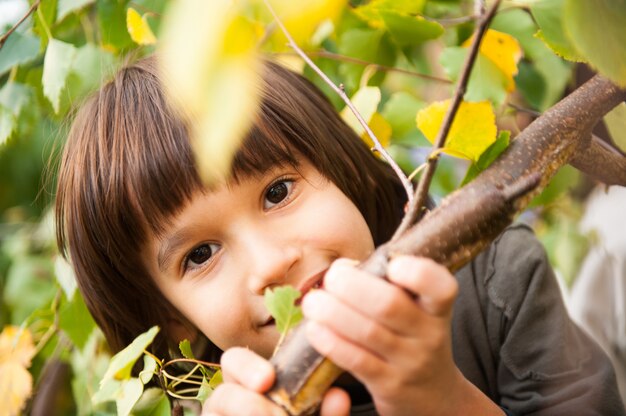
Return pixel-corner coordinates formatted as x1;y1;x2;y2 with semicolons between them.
1;0;625;414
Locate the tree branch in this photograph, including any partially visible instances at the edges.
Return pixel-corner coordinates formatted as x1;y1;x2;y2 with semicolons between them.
392;0;502;241
0;0;41;50
267;73;626;416
262;0;415;203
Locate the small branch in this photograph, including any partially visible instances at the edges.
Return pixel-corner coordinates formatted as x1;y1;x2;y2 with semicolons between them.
435;14;479;26
263;0;414;202
0;0;41;50
392;0;503;241
508;102;541;117
280;50;452;84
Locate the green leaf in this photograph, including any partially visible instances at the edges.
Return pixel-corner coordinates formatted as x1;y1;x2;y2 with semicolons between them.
42;39;77;113
59;292;96;350
132;387;171;416
0;109;15;146
92;377;122;404
57;0;95;22
70;43;116;97
564;0;626;87
381;91;426;141
337;28;396;92
209;369;223;389
439;47;509;107
0;82;32;122
263;286;303;334
0;32;41;76
379;10;443;46
138;355;157;384
97;0;133;51
530;0;584;62
33;0;57;49
102;326;159;381
196;376;211;403
3;256;56;324
116;378;144;416
515;61;546;110
461;130;510;185
179;339;194;359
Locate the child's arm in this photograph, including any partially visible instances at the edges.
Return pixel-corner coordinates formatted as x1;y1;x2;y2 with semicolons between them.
203;347;351;416
301;257;504;416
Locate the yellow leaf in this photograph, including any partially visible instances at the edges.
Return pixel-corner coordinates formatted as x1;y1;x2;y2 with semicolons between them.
361;112;391;149
126;8;157;46
160;0;262;183
416;100;497;161
463;29;522;91
0;326;35;367
340;86;381;137
267;0;346;46
0;326;35;416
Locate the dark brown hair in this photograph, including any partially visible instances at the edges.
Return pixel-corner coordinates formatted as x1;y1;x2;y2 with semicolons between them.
55;56;406;359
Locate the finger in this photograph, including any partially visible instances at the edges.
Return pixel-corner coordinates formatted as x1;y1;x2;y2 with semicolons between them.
323;260;423;334
220;347;275;392
387;256;458;317
302;290;398;356
205;383;286;416
306;320;387;383
320;387;351;416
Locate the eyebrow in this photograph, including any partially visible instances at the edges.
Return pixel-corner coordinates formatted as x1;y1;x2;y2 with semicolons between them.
157;227;195;273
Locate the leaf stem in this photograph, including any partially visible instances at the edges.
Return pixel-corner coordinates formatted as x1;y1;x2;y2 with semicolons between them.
0;0;41;50
392;0;503;241
36;4;53;41
276;50;453;84
262;0;414;203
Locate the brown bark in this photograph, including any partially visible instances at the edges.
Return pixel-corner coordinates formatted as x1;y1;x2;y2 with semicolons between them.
267;75;626;415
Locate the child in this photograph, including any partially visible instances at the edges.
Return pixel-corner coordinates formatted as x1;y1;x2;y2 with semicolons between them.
55;56;624;415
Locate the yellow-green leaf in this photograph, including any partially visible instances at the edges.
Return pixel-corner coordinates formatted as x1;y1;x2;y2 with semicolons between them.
160;0;262;183
463;29;522;91
264;286;303;334
340;86;381;137
362;112;391;149
416;100;497;161
127;8;157;45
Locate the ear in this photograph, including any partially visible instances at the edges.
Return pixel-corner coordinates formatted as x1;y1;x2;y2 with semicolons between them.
166;317;198;345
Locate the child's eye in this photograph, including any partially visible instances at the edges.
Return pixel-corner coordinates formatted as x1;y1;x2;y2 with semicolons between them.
263;179;294;209
184;243;221;271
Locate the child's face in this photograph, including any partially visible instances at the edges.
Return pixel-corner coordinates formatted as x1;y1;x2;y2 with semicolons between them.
144;156;375;358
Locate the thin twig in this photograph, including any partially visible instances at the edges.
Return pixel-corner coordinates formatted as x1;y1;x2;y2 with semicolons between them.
0;0;41;50
262;0;414;203
392;0;503;241
508;102;541;117
435;14;479;26
279;50;452;84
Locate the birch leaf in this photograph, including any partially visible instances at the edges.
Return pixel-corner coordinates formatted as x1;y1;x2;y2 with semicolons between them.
416;100;497;161
463;29;522;91
116;378;143;416
340;86;381;137
160;0;262;183
102;326;159;381
127;8;157;46
42;39;77;113
264;286;303;334
0;326;35;416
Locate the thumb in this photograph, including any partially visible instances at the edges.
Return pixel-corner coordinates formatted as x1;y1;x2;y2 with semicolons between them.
320;387;351;416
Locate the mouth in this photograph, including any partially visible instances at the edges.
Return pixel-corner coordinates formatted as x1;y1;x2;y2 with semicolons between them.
261;269;327;327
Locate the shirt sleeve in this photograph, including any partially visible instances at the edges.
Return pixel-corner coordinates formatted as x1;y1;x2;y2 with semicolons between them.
486;225;624;415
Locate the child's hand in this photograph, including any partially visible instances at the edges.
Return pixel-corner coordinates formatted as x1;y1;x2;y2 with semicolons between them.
202;347;351;416
302;256;501;416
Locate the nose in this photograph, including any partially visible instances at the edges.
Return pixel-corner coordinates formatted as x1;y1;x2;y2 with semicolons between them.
240;227;302;295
